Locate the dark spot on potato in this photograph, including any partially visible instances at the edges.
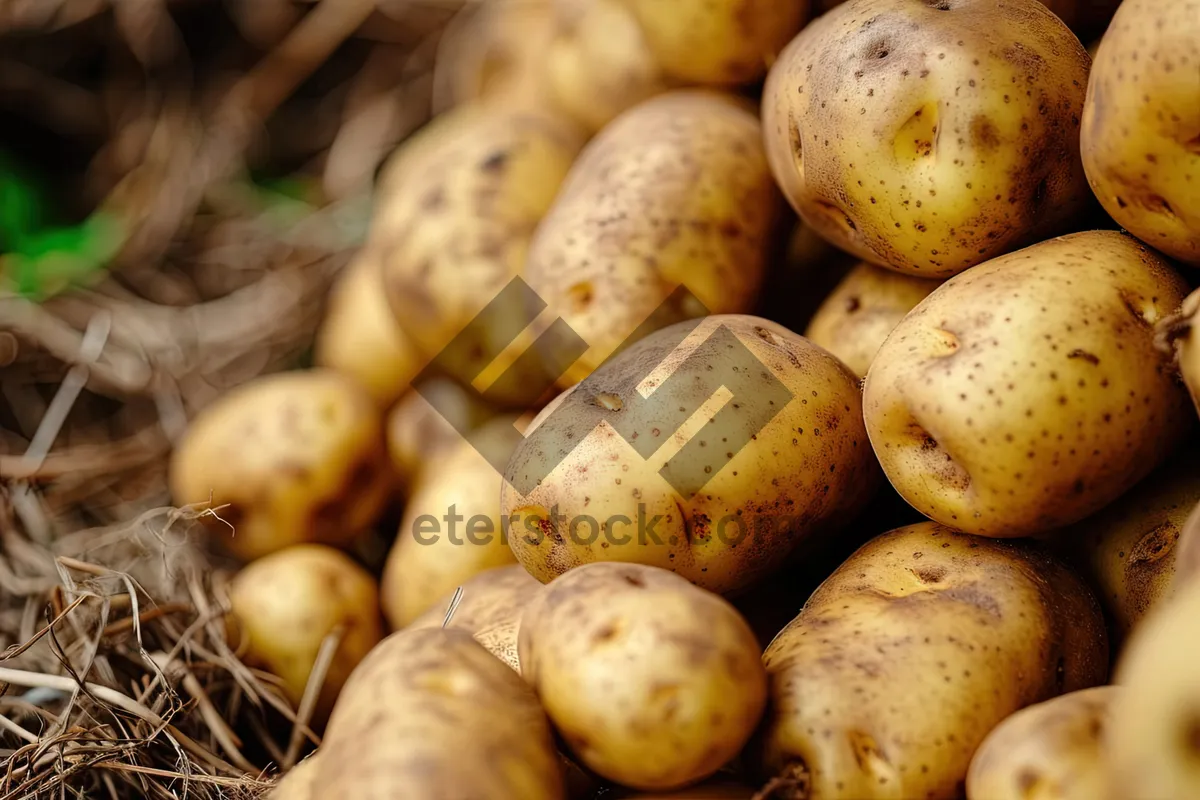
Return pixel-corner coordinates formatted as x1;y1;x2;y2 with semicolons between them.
480;150;509;172
911;565;948;584
622;573;646;588
970;115;1000;150
1017;768;1042;796
845;296;862;313
1067;349;1100;365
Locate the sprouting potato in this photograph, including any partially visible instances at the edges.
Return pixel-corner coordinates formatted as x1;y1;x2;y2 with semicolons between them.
1081;0;1200;266
313;252;421;407
501;314;880;596
757;522;1109;800
763;0;1092;278
229;544;383;725
169;369;391;561
966;686;1117;800
1107;577;1200;800
519;562;768;791
314;628;566;799
864;230;1193;538
381;415;522;629
805;263;942;378
526;90;780;388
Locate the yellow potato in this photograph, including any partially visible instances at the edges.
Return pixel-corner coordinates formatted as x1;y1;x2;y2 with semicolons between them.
385;377;496;492
169;369;391;560
313;252;421;407
1081;0;1200;265
757;522;1109;800
373;102;586;407
763;0;1092;277
228;544;383;724
406;564;543;672
268;753;320;800
526;90;780;388
314;628;565;799
519;562;767;791
1107;577;1200;800
966;686;1117;800
501;314;880;596
805;262;941;378
1065;449;1200;640
864;231;1193;538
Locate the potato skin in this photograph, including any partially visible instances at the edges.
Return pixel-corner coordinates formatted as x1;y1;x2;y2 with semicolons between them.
381;415;521;628
169;370;391;560
966;686;1117;800
763;0;1091;277
519;562;767;791
1081;0;1200;265
864;231;1193;538
269;754;320;800
407;564;543;672
314;628;565;800
757;522;1109;800
804;263;941;378
1107;578;1200;800
501;314;880;596
1064;450;1200;640
229;545;383;724
526;90;779;387
374;103;586;407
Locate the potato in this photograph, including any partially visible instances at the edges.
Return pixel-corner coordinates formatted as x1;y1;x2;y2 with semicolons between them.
501;314;880;596
269;754;320;800
804;263;941;378
546;0;805;132
526;90;780;388
313;252;421;407
1064;449;1200;640
1107;577;1200;800
863;230;1193;538
385;376;495;491
757;522;1109;800
381;415;523;628
519;562;767;791
374;102;586;407
169;369;391;560
1081;0;1200;266
407;564;543;672
314;628;565;799
762;0;1091;278
228;544;383;724
966;686;1117;800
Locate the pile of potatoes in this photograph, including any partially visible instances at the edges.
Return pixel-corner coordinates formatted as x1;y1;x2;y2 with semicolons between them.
164;0;1200;797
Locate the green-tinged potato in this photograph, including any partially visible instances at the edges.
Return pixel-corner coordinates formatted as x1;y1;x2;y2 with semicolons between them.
966;686;1117;800
229;545;383;724
1081;0;1200;266
757;522;1109;800
501;314;880;596
313;252;421;407
381;415;523;628
169;370;391;560
805;263;941;378
269;754;320;800
1107;578;1200;800
1159;287;1200;417
864;231;1193;538
519;562;768;791
1177;499;1200;591
763;0;1091;278
315;628;565;799
1064;450;1200;640
385;377;496;491
374;102;586;407
407;564;543;672
527;90;780;387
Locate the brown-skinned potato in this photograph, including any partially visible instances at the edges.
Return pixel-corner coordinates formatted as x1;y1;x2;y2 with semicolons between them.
763;0;1092;278
1081;0;1200;266
756;522;1109;800
169;369;391;561
966;686;1117;800
526;90;780;388
314;628;565;799
864;231;1193;538
804;262;941;378
519;562;768;791
501;314;880;596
